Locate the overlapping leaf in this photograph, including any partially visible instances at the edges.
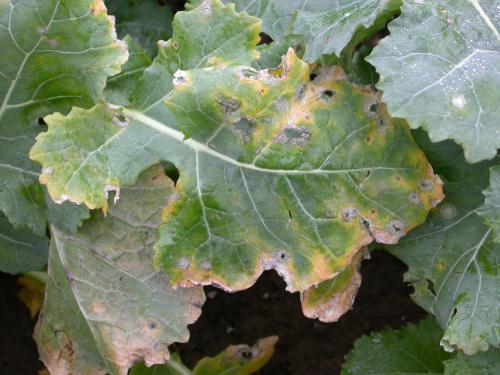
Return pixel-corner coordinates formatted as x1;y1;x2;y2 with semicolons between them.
291;0;401;62
341;316;500;375
0;0;126;247
368;0;500;162
35;166;205;375
31;38;443;297
0;215;48;274
301;248;367;322
478;166;500;243
386;131;500;354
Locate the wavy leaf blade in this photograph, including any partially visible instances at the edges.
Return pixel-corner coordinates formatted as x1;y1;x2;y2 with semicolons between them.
368;0;500;162
35;166;205;375
386;131;500;354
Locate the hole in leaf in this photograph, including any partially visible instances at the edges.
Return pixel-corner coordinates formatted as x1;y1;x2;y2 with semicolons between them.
161;161;179;185
369;104;378;113
425;279;436;296
38;117;46;126
309;72;318;81
320;90;335;101
258;32;273;45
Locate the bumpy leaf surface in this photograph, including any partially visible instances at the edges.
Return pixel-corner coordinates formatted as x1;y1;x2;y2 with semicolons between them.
31;45;443;294
478;166;500;243
0;215;48;274
341;317;452;375
34;166;205;375
106;0;173;55
342;316;500;375
291;0;401;62
387;131;500;354
0;0;126;234
368;0;500;162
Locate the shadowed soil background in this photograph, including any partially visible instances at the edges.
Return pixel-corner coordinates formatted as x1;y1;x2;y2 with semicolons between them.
0;250;427;374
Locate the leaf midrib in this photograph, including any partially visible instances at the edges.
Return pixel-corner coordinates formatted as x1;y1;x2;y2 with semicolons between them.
117;105;414;176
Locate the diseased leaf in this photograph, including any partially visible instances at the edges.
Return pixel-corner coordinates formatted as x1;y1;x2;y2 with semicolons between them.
31;49;443;295
291;0;401;62
18;271;46;318
0;0;126;233
342;316;500;375
478;166;500;243
106;0;173;55
34;166;205;375
301;248;367;322
0;215;48;274
129;0;261;122
368;0;500;162
341;317;452;375
386;130;500;354
129;337;277;375
192;336;278;375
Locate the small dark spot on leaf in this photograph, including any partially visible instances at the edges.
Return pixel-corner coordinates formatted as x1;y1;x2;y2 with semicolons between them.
148;322;157;330
239;349;253;359
233;117;256;143
419;179;433;192
396;175;401;181
321;90;334;101
295;84;306;101
309;72;318;81
215;96;240;113
370;104;378;113
342;208;359;222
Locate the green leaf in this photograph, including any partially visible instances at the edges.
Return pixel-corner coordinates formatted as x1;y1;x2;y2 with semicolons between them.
342;316;500;375
0;0;126;233
301;248;367;322
291;0;401;62
106;0;173;55
341;317;452;375
104;35;152;106
192;336;278;375
129;0;261;121
34;166;205;375
386;130;500;355
444;349;500;375
0;215;48;274
31;49;443;296
129;337;278;375
186;0;332;40
130;354;191;375
478;166;500;243
368;0;500;163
